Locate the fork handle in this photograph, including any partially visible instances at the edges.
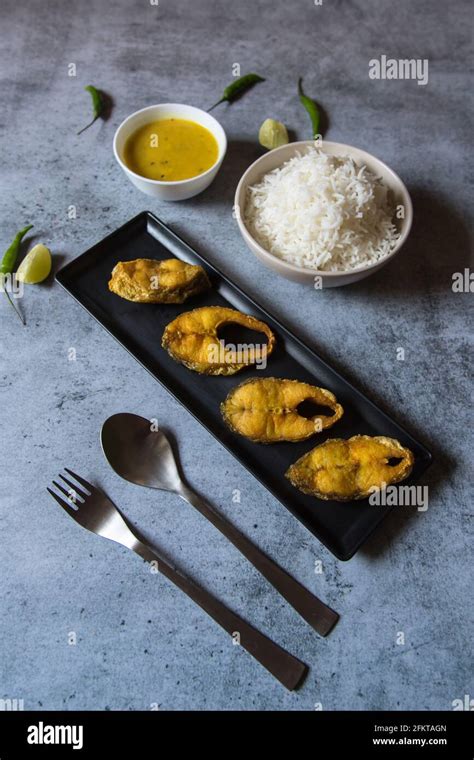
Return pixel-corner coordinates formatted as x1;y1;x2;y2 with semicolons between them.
178;484;339;637
132;540;307;691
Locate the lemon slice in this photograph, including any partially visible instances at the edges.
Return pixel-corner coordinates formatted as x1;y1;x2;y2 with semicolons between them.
258;118;289;150
16;244;52;284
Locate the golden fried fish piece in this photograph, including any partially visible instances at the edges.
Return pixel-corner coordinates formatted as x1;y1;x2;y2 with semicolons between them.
286;435;414;501
108;258;210;303
162;306;276;376
221;377;343;443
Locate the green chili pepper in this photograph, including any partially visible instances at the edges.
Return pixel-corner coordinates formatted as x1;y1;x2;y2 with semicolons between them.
0;224;33;324
298;77;320;139
0;225;33;276
77;85;103;135
208;73;265;112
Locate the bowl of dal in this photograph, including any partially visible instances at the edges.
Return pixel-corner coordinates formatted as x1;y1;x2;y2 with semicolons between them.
113;103;227;201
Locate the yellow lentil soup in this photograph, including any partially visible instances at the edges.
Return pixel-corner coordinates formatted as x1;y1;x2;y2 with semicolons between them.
123;118;219;182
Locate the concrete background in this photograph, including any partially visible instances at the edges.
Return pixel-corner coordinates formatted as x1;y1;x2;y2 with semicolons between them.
0;0;472;711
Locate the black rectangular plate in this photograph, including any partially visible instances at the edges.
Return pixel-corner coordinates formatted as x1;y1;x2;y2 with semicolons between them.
56;212;432;560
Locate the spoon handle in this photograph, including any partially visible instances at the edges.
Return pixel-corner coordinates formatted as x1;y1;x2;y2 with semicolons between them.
178;484;339;636
133;540;307;690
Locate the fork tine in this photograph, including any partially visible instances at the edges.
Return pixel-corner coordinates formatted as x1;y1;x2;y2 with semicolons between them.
52;479;81;504
58;473;88;499
47;487;76;512
64;468;95;494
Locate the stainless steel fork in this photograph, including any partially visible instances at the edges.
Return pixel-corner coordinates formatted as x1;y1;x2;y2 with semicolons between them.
47;469;308;690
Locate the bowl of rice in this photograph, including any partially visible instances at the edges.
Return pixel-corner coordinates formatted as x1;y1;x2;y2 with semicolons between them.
234;141;412;287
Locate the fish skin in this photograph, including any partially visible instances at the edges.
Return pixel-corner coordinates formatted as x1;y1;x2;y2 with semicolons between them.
286;435;414;501
221;377;344;443
108;258;210;303
162;306;276;376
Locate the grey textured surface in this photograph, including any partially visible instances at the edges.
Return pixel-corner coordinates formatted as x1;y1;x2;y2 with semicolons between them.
1;0;472;711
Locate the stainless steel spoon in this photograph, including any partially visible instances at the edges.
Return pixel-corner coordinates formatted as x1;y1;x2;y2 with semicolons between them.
101;412;339;636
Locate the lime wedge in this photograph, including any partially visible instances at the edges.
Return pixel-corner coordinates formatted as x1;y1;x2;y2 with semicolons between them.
16;244;52;284
258;118;289;150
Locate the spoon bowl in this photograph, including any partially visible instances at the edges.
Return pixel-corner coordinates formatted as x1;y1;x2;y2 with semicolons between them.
101;412;181;493
100;412;339;636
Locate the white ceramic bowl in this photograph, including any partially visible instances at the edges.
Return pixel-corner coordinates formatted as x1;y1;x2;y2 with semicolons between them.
113;103;227;201
234;141;412;287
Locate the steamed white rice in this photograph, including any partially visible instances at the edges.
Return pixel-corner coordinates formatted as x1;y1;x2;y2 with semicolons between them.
244;148;400;272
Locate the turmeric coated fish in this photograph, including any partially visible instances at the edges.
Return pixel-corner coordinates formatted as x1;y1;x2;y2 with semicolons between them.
162;306;276;375
286;435;414;501
221;377;343;443
108;258;210;303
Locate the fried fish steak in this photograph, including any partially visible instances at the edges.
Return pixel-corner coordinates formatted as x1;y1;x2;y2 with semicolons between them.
161;306;276;376
221;377;344;443
108;258;210;303
286;435;414;501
